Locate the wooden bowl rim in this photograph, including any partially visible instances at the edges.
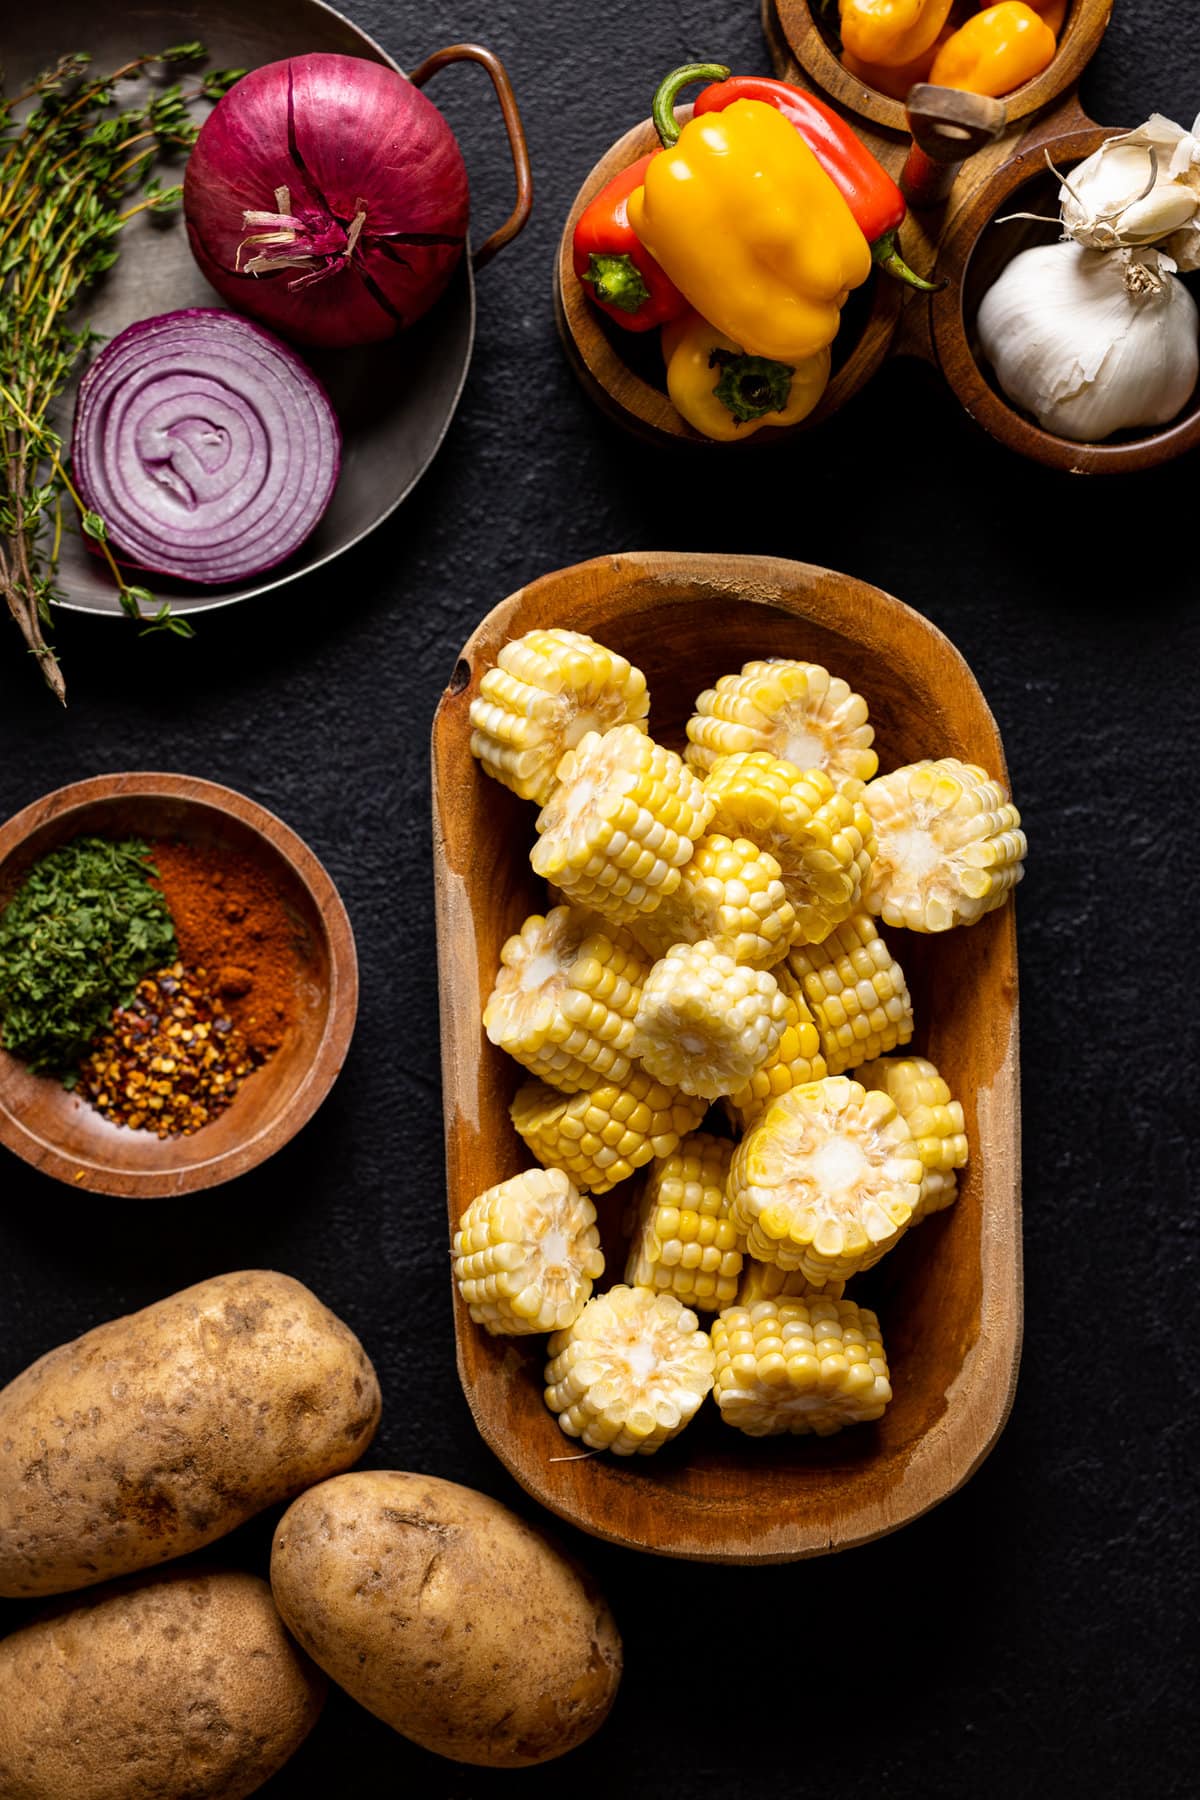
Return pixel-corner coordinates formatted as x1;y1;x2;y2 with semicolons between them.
932;125;1200;473
772;0;1114;135
0;773;358;1197
432;550;1023;1562
556;117;902;449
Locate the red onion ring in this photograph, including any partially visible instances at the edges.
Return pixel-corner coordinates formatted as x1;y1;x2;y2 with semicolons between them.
71;309;341;586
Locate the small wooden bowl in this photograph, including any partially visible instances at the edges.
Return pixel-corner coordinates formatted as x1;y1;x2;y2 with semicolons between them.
0;775;357;1197
768;0;1114;135
932;128;1200;472
432;551;1022;1563
556;116;902;447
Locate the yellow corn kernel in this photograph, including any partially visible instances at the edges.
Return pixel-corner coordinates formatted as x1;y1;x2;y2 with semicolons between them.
483;906;649;1093
511;1069;707;1195
469;628;649;805
686;659;878;785
856;1054;967;1221
728;1075;923;1285
452;1167;604;1335
725;963;828;1130
624;1131;741;1312
544;1284;715;1455
736;1259;844;1305
630;832;796;968
632;940;790;1101
787;913;913;1075
712;1296;891;1437
531;725;713;929
704;752;875;945
863;757;1026;932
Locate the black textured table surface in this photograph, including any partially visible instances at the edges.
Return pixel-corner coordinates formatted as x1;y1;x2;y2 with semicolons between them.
1;2;1196;1794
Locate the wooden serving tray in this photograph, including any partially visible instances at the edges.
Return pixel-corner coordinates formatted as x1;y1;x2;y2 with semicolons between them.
556;1;1200;471
431;552;1022;1562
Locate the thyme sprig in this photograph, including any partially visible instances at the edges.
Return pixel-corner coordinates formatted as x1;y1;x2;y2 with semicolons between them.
0;46;243;701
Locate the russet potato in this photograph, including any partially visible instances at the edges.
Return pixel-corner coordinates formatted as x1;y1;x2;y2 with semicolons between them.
0;1270;381;1598
0;1566;325;1799
270;1469;622;1767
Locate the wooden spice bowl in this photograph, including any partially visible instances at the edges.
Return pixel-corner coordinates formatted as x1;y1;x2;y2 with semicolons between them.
0;774;357;1197
767;0;1114;135
931;127;1200;473
432;551;1022;1563
555;115;903;448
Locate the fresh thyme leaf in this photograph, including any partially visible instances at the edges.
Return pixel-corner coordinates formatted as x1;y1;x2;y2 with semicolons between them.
0;835;177;1078
0;46;233;700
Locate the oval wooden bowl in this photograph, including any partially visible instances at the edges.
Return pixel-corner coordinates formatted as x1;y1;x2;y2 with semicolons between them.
932;128;1200;473
768;0;1113;135
555;117;902;448
0;775;357;1197
432;551;1022;1563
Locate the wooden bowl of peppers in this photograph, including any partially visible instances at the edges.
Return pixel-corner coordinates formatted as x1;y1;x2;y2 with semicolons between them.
766;0;1113;133
555;62;938;447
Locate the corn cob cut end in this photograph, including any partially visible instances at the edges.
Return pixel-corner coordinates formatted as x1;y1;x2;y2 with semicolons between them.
712;1295;891;1437
686;659;878;786
863;757;1026;933
469;628;649;805
728;1075;923;1285
452;1167;604;1335
624;1131;741;1313
545;1284;715;1455
632;939;790;1101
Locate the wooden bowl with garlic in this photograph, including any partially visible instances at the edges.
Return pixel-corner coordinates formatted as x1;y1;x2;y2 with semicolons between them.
932;123;1200;473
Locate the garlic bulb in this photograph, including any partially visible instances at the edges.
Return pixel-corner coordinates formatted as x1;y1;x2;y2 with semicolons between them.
977;241;1199;442
1059;114;1200;270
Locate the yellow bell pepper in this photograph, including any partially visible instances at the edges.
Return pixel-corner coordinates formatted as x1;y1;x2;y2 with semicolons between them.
930;4;1057;96
839;0;956;70
840;29;950;101
628;99;871;365
662;311;830;442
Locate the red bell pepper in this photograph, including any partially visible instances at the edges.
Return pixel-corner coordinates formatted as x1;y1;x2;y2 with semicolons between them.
572;155;688;331
693;72;939;292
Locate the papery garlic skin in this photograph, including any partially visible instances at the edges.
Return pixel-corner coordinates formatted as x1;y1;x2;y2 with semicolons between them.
977;241;1199;442
1060;114;1200;270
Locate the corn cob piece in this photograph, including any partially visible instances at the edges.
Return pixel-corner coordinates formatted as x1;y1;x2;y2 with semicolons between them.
736;1259;845;1305
624;1132;742;1313
686;659;878;785
469;628;649;805
629;833;796;968
712;1296;891;1437
483;906;649;1094
452;1168;604;1336
704;752;875;945
856;1055;967;1221
787;913;913;1076
725;963;827;1131
863;757;1026;933
511;1070;707;1195
728;1076;923;1285
544;1285;715;1455
531;725;713;929
632;940;790;1101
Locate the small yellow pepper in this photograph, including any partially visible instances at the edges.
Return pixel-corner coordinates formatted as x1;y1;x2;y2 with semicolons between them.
839;0;956;70
1013;0;1068;32
840;29;950;100
930;4;1057;96
662;311;830;441
628;99;871;365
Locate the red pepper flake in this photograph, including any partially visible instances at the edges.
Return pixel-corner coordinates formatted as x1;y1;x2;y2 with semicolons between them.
78;962;263;1139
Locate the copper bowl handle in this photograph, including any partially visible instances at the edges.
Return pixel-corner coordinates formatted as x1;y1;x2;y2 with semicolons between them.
409;42;534;271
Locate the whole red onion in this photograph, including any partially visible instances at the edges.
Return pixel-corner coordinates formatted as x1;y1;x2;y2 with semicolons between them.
183;54;469;348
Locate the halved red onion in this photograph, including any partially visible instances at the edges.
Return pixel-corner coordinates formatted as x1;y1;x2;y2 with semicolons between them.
71;309;340;586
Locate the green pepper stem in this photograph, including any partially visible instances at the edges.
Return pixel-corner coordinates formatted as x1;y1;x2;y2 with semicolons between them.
871;230;946;294
652;61;731;147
